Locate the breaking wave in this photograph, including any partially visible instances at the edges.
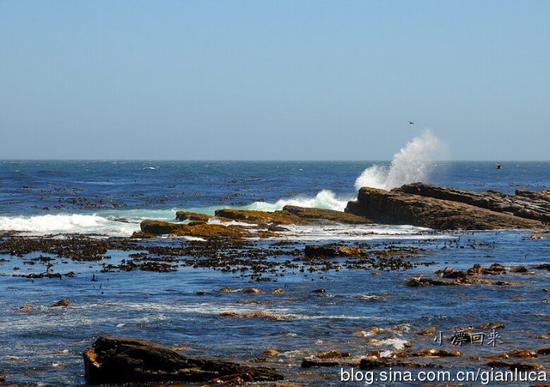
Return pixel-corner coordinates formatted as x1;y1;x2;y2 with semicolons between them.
0;132;445;235
0;214;140;236
245;189;350;212
355;130;442;190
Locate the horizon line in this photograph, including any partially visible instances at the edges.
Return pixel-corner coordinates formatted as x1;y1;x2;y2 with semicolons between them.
1;159;550;163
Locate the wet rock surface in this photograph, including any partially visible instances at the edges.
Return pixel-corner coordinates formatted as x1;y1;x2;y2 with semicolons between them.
406;263;532;287
83;336;284;384
346;184;547;230
304;245;365;258
137;220;247;239
1;218;549;384
214;206;371;226
398;183;550;223
282;205;371;224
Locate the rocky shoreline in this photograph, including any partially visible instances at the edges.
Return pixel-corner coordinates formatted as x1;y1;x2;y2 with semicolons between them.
131;183;548;241
345;183;547;230
0;183;548;385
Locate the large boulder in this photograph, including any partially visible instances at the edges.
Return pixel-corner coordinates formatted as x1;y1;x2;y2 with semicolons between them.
83;336;284;384
345;186;544;230
397;183;550;223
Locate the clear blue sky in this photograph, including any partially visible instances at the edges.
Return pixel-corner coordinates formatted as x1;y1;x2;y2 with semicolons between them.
1;1;549;160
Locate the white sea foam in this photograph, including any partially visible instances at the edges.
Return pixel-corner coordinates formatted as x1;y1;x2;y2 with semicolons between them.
355;130;443;190
255;224;450;241
0;214;139;236
0;301;381;334
245;189;350;212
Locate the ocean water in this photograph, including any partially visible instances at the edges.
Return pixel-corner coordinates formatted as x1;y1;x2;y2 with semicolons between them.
0;161;549;385
1;160;549;236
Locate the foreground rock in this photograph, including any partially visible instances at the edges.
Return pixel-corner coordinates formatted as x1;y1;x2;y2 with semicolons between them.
345;184;545;230
83;336;283;384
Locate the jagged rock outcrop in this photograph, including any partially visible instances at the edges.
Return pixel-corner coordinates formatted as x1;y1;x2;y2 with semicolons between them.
345;185;545;230
397;183;550;223
83;336;283;384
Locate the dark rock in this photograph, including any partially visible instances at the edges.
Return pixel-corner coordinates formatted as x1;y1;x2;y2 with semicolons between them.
359;357;387;369
398;183;550;223
311;288;327;294
51;298;70;307
346;185;544;230
301;358;340;368
316;350;351;360
304;245;364;258
139;220;185;235
406;276;517;287
83;336;283;384
486;360;544;371
483;263;506;275
509;265;529;273
175;211;213;223
267;225;289;232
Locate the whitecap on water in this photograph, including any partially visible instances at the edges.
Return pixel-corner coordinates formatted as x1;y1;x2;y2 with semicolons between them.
0;214;140;237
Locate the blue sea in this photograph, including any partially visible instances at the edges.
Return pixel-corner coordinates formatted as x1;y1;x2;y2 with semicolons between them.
1;160;549;235
0;161;548;385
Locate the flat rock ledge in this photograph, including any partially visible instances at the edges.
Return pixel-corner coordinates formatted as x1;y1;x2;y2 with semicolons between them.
135;206;371;238
83;336;283;384
215;206;371;225
345;183;547;230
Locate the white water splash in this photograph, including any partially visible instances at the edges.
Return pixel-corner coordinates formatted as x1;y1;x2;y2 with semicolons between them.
0;214;140;236
355;130;442;191
245;189;350;212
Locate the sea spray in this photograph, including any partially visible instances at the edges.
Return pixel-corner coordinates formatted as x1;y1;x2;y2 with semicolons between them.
354;130;442;190
215;131;443;213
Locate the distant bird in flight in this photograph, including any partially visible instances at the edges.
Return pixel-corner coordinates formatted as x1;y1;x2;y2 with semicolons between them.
408;121;415;125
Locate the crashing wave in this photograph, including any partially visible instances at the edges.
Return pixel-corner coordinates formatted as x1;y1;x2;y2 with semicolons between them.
245;189;350;212
0;214;140;236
